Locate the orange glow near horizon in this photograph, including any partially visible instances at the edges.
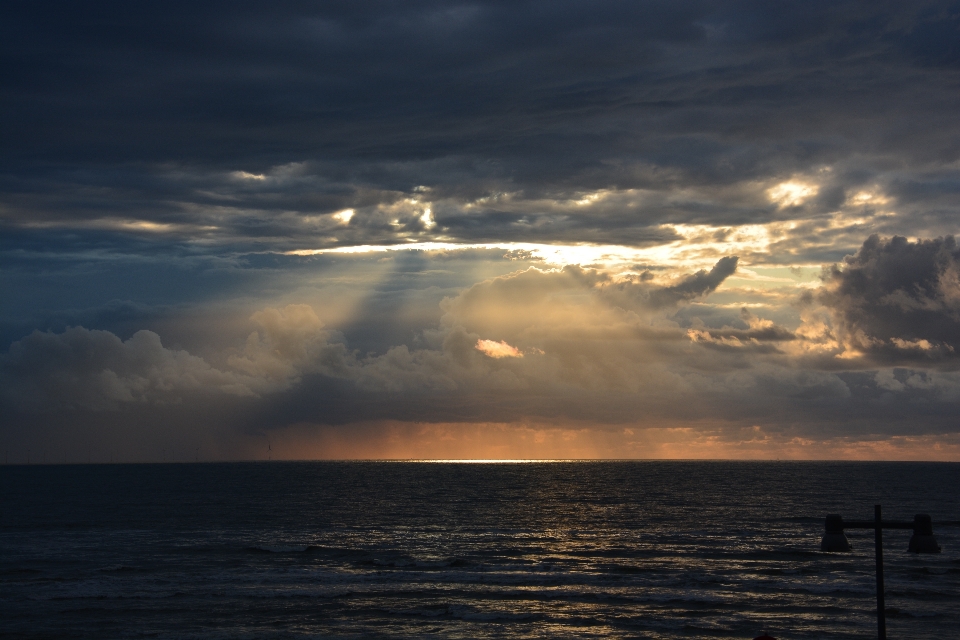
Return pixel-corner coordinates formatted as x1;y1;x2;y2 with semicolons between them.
244;421;960;462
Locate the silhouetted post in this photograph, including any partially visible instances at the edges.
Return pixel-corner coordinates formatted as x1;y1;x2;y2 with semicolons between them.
874;505;885;640
820;508;945;639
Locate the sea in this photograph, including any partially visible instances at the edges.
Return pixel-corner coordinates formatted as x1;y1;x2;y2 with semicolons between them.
2;461;958;639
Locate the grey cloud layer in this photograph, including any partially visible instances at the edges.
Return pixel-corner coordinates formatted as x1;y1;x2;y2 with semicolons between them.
3;1;959;254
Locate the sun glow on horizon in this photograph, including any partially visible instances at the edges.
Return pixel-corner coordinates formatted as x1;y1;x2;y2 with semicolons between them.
409;458;571;463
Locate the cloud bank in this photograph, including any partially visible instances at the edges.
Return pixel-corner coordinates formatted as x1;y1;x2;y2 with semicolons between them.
2;2;959;459
4;243;958;460
3;1;959;256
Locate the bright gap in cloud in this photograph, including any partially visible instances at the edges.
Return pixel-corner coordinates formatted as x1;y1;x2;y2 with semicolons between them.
332;209;354;224
283;221;785;272
768;181;818;207
232;171;266;181
420;206;435;229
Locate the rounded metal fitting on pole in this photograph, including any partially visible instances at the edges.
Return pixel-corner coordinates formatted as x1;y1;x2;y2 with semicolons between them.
908;514;941;553
821;513;852;552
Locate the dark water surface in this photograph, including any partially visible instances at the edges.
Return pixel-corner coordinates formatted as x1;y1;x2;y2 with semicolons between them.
2;461;959;639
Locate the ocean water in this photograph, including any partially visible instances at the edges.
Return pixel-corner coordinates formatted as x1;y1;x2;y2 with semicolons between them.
1;461;959;639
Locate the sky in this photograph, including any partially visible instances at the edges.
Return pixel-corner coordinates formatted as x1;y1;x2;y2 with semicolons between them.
3;0;960;462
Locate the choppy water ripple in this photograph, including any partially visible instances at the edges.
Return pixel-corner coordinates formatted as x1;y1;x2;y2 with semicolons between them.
2;462;959;638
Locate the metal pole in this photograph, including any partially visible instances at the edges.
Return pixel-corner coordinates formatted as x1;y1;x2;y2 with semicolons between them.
875;504;885;640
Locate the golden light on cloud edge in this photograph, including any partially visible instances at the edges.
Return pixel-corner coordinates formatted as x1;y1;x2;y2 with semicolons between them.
475;339;523;358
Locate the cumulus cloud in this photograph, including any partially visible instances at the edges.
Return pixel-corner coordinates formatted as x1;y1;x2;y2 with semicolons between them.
1;260;747;414
818;235;960;363
1;327;255;410
227;304;350;382
4;242;960;460
327;257;832;416
0;305;351;411
5;246;957;437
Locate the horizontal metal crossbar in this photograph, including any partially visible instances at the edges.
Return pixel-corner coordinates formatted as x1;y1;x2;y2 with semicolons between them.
842;520;915;529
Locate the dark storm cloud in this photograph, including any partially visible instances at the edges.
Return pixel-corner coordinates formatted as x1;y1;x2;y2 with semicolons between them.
819;234;960;363
3;1;959;250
